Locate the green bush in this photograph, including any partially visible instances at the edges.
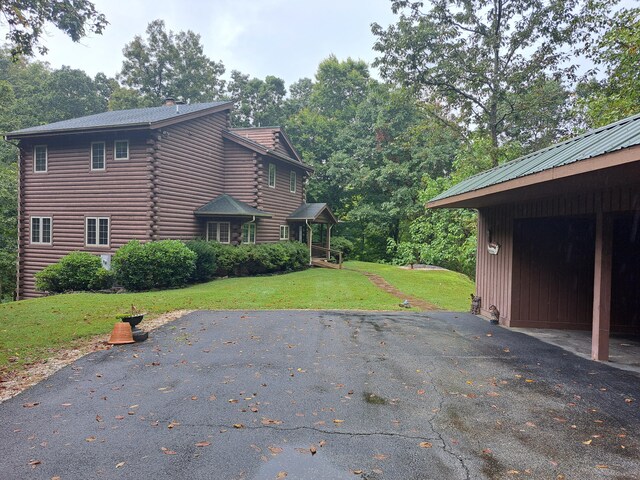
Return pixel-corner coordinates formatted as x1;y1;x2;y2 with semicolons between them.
113;240;196;291
206;241;308;277
35;251;113;293
185;240;218;283
330;236;354;260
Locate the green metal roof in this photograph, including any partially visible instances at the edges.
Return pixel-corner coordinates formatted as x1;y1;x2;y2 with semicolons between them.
195;194;272;218
287;203;337;223
431;113;640;203
6;101;231;137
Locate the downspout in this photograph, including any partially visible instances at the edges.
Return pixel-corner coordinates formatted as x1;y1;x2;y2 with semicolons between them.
306;219;312;266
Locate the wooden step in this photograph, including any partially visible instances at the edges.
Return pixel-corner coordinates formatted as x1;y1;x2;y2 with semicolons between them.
311;258;342;269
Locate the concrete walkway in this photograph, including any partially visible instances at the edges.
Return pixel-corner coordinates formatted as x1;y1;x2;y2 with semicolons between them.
511;327;640;374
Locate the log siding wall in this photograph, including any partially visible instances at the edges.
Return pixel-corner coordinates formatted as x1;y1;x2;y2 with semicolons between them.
223;139;258;205
256;157;306;243
18;133;152;298
154;112;228;239
476;183;640;328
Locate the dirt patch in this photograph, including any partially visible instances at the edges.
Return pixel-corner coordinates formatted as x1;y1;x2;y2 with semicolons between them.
0;309;193;403
358;271;440;310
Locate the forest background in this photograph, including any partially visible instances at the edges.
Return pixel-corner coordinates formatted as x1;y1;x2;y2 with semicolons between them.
0;0;639;300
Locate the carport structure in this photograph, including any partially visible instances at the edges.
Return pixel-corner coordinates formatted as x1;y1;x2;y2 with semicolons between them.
429;114;640;361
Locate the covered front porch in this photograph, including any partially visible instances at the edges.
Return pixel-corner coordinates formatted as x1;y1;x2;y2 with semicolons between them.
287;203;341;268
194;194;272;245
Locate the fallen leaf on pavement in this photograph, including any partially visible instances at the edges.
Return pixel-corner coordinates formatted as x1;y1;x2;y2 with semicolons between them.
276;472;287;479
161;447;177;455
310;446;317;455
373;454;388;460
352;469;363;474
582;439;592;445
333;419;344;424
23;402;40;408
419;442;432;448
115;462;125;469
233;423;245;429
268;446;283;455
195;441;211;447
28;460;41;467
85;436;97;442
261;418;283;425
167;421;180;429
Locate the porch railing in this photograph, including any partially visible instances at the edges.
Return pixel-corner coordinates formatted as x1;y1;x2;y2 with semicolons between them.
311;244;343;268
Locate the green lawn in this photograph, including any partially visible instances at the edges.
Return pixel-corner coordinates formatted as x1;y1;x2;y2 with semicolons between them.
0;263;474;372
345;261;475;311
0;268;399;370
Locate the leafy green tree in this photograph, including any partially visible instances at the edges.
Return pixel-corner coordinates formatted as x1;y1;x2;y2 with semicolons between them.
227;71;286;127
119;20;226;104
580;8;640;127
0;162;17;300
41;66;106;121
0;0;107;58
372;0;615;165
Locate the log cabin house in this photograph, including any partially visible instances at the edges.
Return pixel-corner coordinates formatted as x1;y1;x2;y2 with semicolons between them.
6;100;337;299
428;113;640;361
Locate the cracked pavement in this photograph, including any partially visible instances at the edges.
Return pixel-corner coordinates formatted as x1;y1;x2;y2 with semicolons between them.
0;310;639;479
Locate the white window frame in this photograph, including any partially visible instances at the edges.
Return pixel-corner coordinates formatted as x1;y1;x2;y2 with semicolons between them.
114;140;129;160
206;221;231;244
268;163;276;188
31;216;52;244
290;171;296;193
279;225;290;241
242;223;256;244
86;217;110;247
91;142;106;171
34;145;47;173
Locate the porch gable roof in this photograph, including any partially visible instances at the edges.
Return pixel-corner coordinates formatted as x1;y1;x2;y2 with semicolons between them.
287;203;338;224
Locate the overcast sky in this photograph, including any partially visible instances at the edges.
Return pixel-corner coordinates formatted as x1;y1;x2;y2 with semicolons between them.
24;0;399;87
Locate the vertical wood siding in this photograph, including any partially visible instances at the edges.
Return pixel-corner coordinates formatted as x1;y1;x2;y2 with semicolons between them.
18;133;152;298
476;184;640;329
154;112;227;239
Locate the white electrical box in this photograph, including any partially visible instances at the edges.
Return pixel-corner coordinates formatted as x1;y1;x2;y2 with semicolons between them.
100;254;112;270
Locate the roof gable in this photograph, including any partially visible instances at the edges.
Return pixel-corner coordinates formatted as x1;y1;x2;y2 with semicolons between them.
287;203;338;223
430;113;640;207
229;127;302;163
223;129;313;172
6;101;232;138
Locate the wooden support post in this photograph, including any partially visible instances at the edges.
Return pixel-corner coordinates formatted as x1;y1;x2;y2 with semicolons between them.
326;224;332;260
592;211;613;361
307;223;313;266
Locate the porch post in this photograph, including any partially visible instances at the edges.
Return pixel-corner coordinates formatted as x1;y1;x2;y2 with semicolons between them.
591;211;613;361
326;224;332;260
307;223;313;266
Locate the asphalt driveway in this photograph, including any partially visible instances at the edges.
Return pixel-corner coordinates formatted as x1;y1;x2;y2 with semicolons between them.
0;310;638;479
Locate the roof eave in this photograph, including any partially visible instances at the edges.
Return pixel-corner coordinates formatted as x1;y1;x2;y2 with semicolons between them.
195;212;272;218
428;144;640;209
5;101;234;140
223;130;314;172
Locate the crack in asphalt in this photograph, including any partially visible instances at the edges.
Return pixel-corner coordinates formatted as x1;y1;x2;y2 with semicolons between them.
424;361;472;480
158;421;442;442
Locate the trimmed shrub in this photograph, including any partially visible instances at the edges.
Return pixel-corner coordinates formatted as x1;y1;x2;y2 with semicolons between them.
185;240;218;283
113;239;196;291
206;241;308;277
330;236;354;260
35;251;113;293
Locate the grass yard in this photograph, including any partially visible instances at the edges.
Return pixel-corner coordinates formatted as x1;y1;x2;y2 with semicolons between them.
0;262;474;373
345;261;475;311
0;267;398;371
